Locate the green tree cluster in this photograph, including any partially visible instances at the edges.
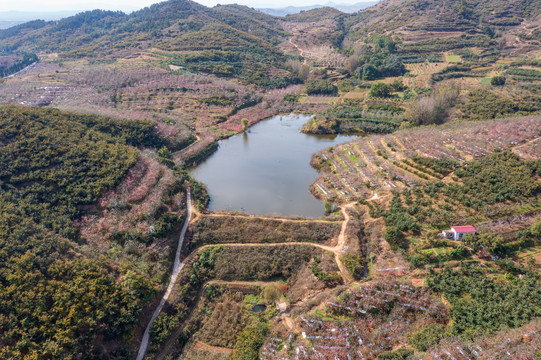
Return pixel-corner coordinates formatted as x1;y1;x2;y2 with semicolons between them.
464;233;504;254
428;263;541;335
355;35;406;80
230;323;269;360
305;79;338;95
490;75;506;86
0;106;162;359
407;324;446;351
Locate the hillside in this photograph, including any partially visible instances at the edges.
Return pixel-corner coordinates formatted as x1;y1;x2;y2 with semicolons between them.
0;0;292;87
345;0;541;53
0;106;191;359
0;0;285;54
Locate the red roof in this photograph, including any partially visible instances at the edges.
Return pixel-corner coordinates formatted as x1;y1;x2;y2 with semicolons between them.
451;226;476;233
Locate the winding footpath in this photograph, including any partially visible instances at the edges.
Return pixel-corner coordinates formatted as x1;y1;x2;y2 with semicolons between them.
136;191;192;360
192;203;355;283
139;198;354;359
289;37;307;64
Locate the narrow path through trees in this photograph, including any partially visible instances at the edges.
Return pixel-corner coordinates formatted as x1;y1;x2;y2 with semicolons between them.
136;191;192;360
289;37;307;64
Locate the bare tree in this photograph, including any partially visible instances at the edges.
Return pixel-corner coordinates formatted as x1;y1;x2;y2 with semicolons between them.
286;59;310;81
405;82;461;125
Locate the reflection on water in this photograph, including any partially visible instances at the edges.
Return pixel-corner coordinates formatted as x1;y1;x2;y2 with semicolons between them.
191;114;357;217
252;304;267;313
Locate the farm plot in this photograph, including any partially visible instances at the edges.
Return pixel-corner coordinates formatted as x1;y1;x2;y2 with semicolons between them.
313;116;541;202
77;151;184;281
261;281;447;360
0;59;318;156
302;46;347;68
427;319;541;360
298;95;339;105
404;62;447;86
0;80;77;107
513;137;541;160
405;62;446;76
189;216;342;249
446;54;461;63
518;246;541;268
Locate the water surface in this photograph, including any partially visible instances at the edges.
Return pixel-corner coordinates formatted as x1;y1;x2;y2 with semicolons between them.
252;304;267;313
191;114;357;217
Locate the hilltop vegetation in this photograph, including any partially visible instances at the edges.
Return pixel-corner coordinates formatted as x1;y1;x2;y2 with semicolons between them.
0;1;293;88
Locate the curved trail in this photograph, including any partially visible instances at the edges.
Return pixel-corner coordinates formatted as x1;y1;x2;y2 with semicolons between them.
145;201;355;359
194;203;355;283
289;37;307;64
136;191;192;360
334;204;354;283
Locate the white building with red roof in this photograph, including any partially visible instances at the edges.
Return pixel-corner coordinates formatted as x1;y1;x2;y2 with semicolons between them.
441;225;477;241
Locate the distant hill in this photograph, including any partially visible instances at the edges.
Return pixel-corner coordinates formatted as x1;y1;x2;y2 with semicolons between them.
0;0;294;87
284;6;346;22
344;0;541;54
1;0;540;84
0;11;82;30
258;1;378;17
0;21;25;30
0;1;286;54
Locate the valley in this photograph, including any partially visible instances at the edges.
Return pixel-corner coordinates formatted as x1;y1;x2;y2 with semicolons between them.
0;0;540;359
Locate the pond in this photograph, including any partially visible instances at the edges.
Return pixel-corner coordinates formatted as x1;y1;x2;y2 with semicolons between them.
252;304;267;313
191;114;357;217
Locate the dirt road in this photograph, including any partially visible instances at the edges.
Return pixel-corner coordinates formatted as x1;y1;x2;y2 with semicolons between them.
141;200;355;359
136;191;192;360
289;37;307;64
193;203;356;283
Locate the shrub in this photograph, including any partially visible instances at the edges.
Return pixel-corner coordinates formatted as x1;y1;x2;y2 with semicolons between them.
360;64;378;80
404;83;460;125
407;324;446;351
491;76;506;86
283;94;300;102
384;226;408;250
230;323;269;360
150;313;180;346
262;283;282;303
310;262;342;286
464;233;503;254
377;348;414;360
459;89;516;120
369;82;393;98
337;78;355;92
341;254;365;280
519;220;541;241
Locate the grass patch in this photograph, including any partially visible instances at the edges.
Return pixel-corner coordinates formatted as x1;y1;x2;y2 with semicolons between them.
480;77;492;84
434;247;446;255
447;55;462;63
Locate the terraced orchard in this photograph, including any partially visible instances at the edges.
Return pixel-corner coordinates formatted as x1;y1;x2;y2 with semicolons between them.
261;281;448;359
311;116;541;203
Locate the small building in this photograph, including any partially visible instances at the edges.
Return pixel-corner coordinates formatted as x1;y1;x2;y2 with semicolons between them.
442;226;476;241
